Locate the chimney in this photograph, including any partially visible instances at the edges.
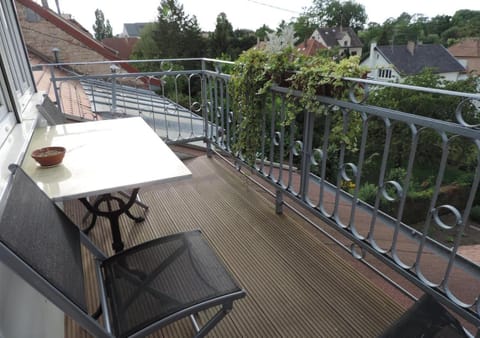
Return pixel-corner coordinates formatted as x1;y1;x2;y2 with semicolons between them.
41;0;49;9
407;41;415;56
370;41;377;68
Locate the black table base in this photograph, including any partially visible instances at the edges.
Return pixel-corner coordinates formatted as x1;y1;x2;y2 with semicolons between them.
80;188;144;253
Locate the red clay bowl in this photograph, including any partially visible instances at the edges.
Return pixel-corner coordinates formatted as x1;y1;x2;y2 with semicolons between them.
31;146;66;167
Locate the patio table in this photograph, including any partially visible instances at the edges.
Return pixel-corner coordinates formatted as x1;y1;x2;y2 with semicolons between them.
22;117;192;252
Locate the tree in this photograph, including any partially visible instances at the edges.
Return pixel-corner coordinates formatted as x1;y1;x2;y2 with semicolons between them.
230;29;257;58
306;0;367;32
255;24;274;41
130;23;160;69
208;13;234;58
154;0;205;59
292;15;317;42
92;9;113;40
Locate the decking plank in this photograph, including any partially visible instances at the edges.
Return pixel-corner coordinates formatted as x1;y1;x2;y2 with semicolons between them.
64;154;404;337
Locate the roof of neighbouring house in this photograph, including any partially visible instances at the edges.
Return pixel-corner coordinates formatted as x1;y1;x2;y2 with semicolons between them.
296;38;326;56
315;27;363;48
448;38;480;58
102;37;139;60
376;44;466;75
16;0;148;78
122;23;150;37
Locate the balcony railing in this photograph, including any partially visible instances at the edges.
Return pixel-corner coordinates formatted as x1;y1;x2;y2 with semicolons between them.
39;58;480;335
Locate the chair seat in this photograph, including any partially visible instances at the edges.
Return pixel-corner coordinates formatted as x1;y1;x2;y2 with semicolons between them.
102;230;244;337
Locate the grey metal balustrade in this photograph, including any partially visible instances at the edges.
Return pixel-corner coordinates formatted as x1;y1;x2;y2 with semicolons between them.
40;58;480;335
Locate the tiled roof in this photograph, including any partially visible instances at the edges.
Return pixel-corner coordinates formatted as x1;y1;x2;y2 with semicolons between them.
30;54;97;121
448;38;480;58
296;38;326;56
102;37;139;60
376;44;466;75
316;27;363;48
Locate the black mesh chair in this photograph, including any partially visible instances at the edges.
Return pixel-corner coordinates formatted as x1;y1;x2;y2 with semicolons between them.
37;94;66;125
379;293;468;338
0;165;246;338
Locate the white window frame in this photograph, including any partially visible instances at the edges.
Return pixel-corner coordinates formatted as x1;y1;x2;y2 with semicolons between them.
0;0;35;147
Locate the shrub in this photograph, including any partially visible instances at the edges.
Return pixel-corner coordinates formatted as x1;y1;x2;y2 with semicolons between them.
471;205;480;223
358;183;378;206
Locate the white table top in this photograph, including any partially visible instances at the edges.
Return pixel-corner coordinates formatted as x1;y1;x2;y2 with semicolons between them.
22;117;192;201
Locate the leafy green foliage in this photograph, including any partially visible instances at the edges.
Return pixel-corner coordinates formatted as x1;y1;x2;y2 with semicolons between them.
470;205;480;223
366;69;479;168
306;0;367;32
359;9;480;51
154;0;205;59
229;49;270;164
358;183;377;205
208;13;235;58
290;55;368;113
130;23;160;66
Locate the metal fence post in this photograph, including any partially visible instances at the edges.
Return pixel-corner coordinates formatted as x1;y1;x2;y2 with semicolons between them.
201;59;212;157
275;188;283;214
49;65;62;112
299;110;314;202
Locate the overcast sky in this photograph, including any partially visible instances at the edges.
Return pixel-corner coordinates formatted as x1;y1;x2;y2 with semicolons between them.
40;0;480;35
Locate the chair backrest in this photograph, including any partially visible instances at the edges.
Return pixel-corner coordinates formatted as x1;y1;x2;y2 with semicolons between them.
37;95;65;125
0;165;110;337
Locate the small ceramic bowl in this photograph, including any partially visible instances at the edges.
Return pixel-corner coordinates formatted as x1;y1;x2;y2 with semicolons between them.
31;146;66;167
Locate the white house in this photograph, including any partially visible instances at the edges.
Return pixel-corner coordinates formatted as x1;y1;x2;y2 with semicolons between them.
361;41;466;82
311;27;363;58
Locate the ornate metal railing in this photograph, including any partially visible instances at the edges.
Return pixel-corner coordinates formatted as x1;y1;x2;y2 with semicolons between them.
44;59;480;334
203;70;480;334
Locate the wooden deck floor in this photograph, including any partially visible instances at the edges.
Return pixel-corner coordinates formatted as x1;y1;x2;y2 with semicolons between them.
64;154;404;337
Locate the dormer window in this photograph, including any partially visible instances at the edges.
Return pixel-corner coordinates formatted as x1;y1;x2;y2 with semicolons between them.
378;68;392;79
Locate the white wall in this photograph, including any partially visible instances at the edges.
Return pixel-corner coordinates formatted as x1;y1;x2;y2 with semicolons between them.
0;262;64;338
0;95;64;338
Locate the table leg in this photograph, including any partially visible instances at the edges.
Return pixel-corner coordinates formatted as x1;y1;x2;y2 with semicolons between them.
79;188;141;253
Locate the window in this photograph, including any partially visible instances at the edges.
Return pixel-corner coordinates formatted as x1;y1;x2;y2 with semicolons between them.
378;68;392;79
0;0;35;146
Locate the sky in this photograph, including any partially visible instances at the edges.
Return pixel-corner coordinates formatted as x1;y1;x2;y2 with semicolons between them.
39;0;480;35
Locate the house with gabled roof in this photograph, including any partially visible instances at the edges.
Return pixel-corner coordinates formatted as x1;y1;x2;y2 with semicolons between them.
15;0;140;75
362;41;466;82
448;38;480;76
310;27;363;58
102;37;139;60
119;22;150;38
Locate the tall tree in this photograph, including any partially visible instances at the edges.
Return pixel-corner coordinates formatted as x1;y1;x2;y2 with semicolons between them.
292;15;317;42
230;29;257;58
209;13;235;58
92;9;113;40
255;24;274;41
306;0;367;32
154;0;205;58
131;23;160;69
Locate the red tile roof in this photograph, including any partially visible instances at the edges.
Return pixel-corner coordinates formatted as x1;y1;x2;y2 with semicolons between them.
296;38;326;56
102;37;140;60
449;38;480;58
